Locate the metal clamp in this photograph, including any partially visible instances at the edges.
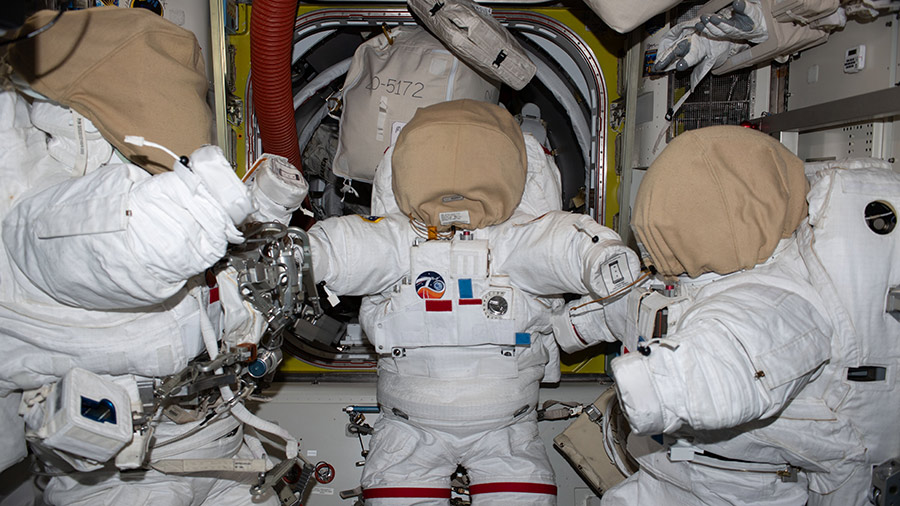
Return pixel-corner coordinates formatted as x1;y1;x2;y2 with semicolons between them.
155;349;248;400
584;403;603;424
225;223;324;344
871;459;900;505
252;456;315;506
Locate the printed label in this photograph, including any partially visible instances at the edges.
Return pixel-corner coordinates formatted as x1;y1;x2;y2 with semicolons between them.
602;253;633;293
276;167;301;180
439;210;470;226
365;76;425;98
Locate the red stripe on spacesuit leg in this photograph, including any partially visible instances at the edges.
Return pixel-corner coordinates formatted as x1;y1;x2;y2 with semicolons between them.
362;487;452;499
468;482;558;495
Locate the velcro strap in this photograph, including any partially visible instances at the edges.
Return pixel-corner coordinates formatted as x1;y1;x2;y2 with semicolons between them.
469;482;558;495
363;487;451;499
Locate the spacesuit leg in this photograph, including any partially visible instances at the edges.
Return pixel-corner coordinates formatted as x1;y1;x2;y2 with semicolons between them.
463;413;556;506
600;450;809;506
43;462;276;506
360;413;457;506
806;464;872;506
599;469;699;506
41;469;196;506
198;443;279;506
42;415;276;506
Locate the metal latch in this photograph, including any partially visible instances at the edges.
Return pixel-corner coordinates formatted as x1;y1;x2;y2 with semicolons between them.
777;466;799;483
583;403;603;424
871;459;900;506
887;286;900;322
252;457;314;506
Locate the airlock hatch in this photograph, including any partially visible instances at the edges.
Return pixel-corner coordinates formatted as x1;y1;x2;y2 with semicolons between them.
221;3;623;374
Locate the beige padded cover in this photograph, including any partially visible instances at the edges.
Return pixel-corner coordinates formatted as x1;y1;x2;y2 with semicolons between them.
553;387;638;494
632;126;808;279
332;26;499;183
702;0;830;75
391;99;526;231
772;0;839;23
7;7;212;174
407;0;536;90
581;0;681;34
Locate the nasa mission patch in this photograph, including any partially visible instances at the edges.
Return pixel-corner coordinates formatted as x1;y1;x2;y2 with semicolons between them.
415;271;446;299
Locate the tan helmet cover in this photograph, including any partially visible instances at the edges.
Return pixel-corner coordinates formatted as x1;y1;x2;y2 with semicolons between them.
632;125;808;278
7;7;212;174
392;99;527;231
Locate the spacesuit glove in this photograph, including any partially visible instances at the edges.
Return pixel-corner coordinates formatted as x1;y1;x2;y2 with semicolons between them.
654;22;747;90
216;266;267;348
653;19;698;73
551;295;620;353
610;351;681;435
184;145;255;229
697;0;769;44
248;154;310;225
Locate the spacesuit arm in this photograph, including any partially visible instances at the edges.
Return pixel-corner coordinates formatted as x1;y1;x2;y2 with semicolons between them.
307;214;409;295
500;212;641;352
551;290;631;353
245;154;310;225
610;284;832;435
2;158;245;310
499;211;641;297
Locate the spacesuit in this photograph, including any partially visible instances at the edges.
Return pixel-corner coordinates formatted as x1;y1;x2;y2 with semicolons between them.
0;7;307;505
565;126;900;505
307;99;640;505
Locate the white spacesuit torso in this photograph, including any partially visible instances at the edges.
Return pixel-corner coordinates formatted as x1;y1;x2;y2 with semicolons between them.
311;134;638;433
371;236;527;353
359;217;563;430
0;88;310;505
0;91;214;472
606;159;900;506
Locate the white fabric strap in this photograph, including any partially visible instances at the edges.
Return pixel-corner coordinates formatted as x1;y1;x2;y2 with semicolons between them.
151;458;268;474
70;109;88;176
193;289;300;461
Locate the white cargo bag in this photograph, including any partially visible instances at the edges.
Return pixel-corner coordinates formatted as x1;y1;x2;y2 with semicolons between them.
332;26;500;183
407;0;536;90
771;0;839;24
580;0;681;34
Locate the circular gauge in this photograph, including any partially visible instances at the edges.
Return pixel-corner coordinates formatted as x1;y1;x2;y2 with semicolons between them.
865;201;896;235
